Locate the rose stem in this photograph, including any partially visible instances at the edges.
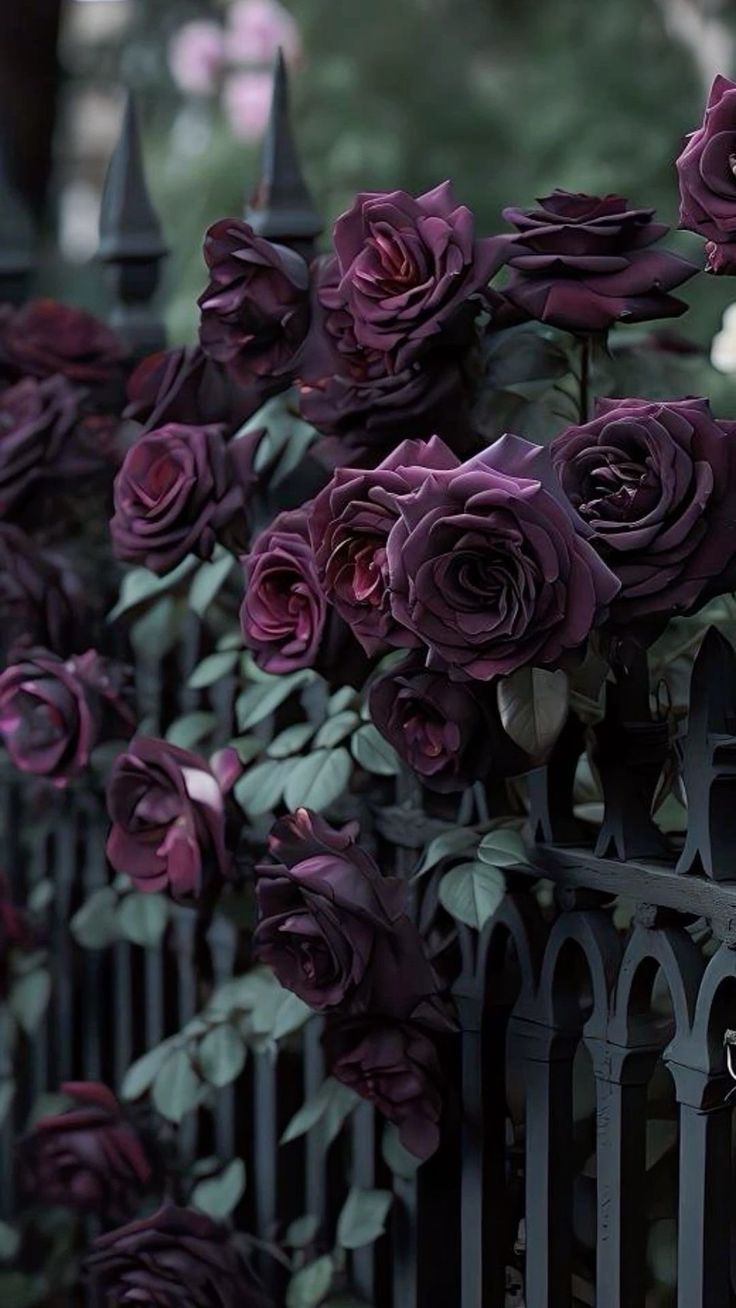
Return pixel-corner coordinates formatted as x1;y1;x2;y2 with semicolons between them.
578;333;592;424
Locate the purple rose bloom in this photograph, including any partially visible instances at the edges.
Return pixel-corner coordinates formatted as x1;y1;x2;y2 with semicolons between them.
387;434;620;679
677;75;736;273
501;190;697;332
254;808;439;1017
309;437;460;656
86;1206;273;1308
0;647;133;787
18;1082;152;1220
369;657;528;793
106;738;232;898
322;182;505;362
111;423;255;574
0;376;79;516
0;525;84;658
125;345;266;433
324;1017;443;1160
0;298;124;385
198;218;310;386
240;507;326;673
551;396;736;621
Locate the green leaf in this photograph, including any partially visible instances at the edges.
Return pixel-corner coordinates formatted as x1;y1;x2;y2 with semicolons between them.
26;880;53;913
229;736;265;765
166;711;217;749
286;1255;334;1308
189;554;236;617
234;759;287;818
414;828;478;877
0;1081;14;1128
70;886;120;950
272;991;312;1041
314;711;360;748
121;1040;176;1101
281;1077;358;1145
198;1024;246;1088
381;1122;421;1180
107;558;197;622
236;670;315;730
351;723;401;776
285;1215;319;1249
267;723;316;758
8;971;51;1034
497;667;569;757
476;828;528;869
191;1158;246;1221
188;650;239;690
438;861;506;930
116;893;169;947
328;687;356;714
283;748;351;812
130;596;183;662
0;1221;19;1262
152;1048;200;1123
336;1187;393;1250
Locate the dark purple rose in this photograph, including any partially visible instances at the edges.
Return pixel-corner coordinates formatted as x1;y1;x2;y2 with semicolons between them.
110;423;255;574
324;1017;443;1160
240;507;326;673
86;1206;272;1308
309;437;459;656
677;75;736;273
254;808;439;1017
323;182;505;362
106;738;232;897
551;396;736;621
0;647;132;787
0;376;79;515
0;872;35;999
125;345;266;433
18;1082;152;1220
0;298;124;384
500;190;697;332
386;434;620;679
0;525;84;658
369;657;528;793
198;219;310;387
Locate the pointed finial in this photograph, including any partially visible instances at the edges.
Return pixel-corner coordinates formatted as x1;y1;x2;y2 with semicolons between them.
0;146;37;303
246;50;323;257
98;93;168;356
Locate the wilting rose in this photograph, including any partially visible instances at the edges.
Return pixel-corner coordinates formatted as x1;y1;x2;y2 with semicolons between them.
111;423;255;574
324;1017;443;1160
240;507;326;673
0;298;124;384
369;657;528;793
0;873;35;999
0;376;79;515
323;182;505;362
254;808;438;1016
199;219;310;387
677;76;736;273
309;437;459;656
106;738;231;897
18;1082;152;1220
500;190;697;332
387;434;620;679
0;648;132;786
86;1206;272;1308
125;346;265;434
551;396;736;620
0;525;84;658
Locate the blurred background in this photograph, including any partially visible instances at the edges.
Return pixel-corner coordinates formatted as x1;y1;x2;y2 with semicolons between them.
2;0;734;347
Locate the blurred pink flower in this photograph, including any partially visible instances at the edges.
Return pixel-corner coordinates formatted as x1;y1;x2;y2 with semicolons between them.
225;0;302;66
222;70;274;141
169;20;225;96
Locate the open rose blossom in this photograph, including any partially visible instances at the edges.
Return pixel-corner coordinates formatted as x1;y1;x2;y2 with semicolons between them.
254;809;439;1016
386;433;620;679
309;437;460;656
0;375;79;516
0;298;124;385
198;219;310;387
18;1082;152;1220
324;1017;443;1160
322;182;505;362
0;525;84;658
500;191;697;332
677;75;736;274
0;648;133;786
86;1206;273;1308
240;507;326;673
551;396;736;621
125;345;264;433
111;423;255;574
369;657;528;793
106;738;232;897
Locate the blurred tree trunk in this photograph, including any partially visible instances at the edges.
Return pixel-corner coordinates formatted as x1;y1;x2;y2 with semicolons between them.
0;0;63;216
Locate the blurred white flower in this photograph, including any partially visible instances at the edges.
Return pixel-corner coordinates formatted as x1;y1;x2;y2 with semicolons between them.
169;20;226;96
224;0;302;66
710;303;736;374
222;69;274;141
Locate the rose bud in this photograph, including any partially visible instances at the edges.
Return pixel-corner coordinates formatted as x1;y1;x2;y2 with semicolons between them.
677;75;736;273
106;738;232;898
110;423;255;575
254;808;439;1017
0;648;133;787
18;1082;152;1220
0;525;85;659
0;376;79;517
0;298;124;385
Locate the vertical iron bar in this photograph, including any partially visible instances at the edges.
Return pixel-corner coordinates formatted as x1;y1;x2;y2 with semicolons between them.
676;1103;731;1308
